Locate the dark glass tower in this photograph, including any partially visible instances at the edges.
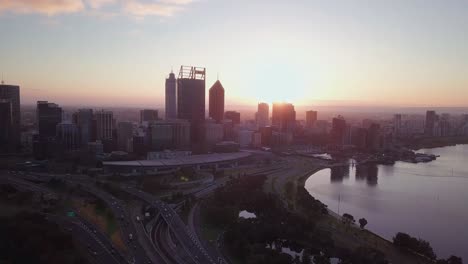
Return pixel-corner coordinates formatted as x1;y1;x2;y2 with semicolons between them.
177;66;206;145
0;83;20;152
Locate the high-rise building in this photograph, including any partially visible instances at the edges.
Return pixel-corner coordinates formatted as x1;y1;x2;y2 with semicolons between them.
0;100;13;152
204;121;224;146
37;101;62;139
165;71;177;120
73;109;94;146
224;111;241;125
331;116;346;146
148;120;190;151
306;110;318;128
140;109;158;123
0;83;20;151
366;123;382;150
425;110;438;136
256;102;269;128
56;122;80;152
95;110;114;141
117;122;133;151
208;80;225;123
272;102;296;133
394;114;402;136
177;66;206;145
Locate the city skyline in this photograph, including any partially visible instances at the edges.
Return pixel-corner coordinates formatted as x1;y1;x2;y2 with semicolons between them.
1;0;468;107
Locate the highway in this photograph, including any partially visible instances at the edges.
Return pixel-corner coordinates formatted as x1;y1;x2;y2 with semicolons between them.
123;187;217;264
0;173;122;264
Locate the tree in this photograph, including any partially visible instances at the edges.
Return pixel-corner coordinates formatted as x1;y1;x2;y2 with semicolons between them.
437;256;463;264
393;232;437;260
359;218;368;229
342;213;355;225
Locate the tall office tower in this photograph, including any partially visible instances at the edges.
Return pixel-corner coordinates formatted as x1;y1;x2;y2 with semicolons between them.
306;110;318;128
165;71;177;120
95;110;114;140
425;110;438;136
0;100;13;152
256;102;269;128
56;122;79;152
117;121;133;151
272;102;296;133
224;111;241;125
0;83;20;151
394;114;402;135
208;80;225;123
366;123;382;150
140;109;159;123
37;101;62;139
331;115;347;146
177;66;206;145
74;109;93;146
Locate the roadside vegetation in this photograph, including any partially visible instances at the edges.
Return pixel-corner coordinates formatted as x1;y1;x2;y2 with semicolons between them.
200;174;390;264
0;212;88;264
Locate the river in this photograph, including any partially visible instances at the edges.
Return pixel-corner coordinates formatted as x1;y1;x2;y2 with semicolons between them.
304;144;468;261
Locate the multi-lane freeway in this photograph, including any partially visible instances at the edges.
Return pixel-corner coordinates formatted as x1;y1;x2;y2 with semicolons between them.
123;187;219;264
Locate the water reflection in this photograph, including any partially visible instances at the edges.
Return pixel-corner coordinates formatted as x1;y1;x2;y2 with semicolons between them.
330;163;378;187
330;165;350;183
305;145;468;260
355;164;379;187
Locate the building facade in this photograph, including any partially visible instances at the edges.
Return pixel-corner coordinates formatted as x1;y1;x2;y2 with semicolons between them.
165;71;177;120
140;109;159;123
256;102;269;128
0;84;20;152
208;80;225;123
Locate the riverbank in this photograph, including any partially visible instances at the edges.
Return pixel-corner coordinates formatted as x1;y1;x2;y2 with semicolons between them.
294;162;433;264
403;136;468;151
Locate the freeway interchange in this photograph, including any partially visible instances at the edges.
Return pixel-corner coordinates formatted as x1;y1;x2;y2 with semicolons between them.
0;170;228;264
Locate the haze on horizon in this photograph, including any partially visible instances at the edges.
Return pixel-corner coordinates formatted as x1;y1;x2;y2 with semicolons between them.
1;0;468;108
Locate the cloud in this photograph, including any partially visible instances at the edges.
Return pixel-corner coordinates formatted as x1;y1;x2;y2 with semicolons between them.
0;0;195;17
0;0;85;16
123;0;182;17
86;0;116;9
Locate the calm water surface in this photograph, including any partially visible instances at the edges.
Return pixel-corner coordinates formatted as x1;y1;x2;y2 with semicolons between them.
305;144;468;260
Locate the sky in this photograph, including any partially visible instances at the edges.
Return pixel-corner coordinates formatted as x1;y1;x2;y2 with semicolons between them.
0;0;468;108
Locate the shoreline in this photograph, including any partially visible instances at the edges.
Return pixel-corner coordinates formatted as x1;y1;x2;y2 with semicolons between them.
298;161;443;263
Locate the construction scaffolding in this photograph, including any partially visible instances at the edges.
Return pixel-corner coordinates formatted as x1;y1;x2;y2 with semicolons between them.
178;66;206;80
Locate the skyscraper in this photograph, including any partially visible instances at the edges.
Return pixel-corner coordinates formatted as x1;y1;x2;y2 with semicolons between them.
208;80;225;123
256;102;269;128
56;122;79;152
95;110;114;140
331;116;347;146
425;110;438;136
272;102;296;133
37;101;62;139
165;71;177;120
394;114;402;136
224;111;241;125
140;109;159;123
306;110;318;128
74;109;93;146
0;100;13;152
177;66;206;144
117;121;133;151
0;83;20;151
